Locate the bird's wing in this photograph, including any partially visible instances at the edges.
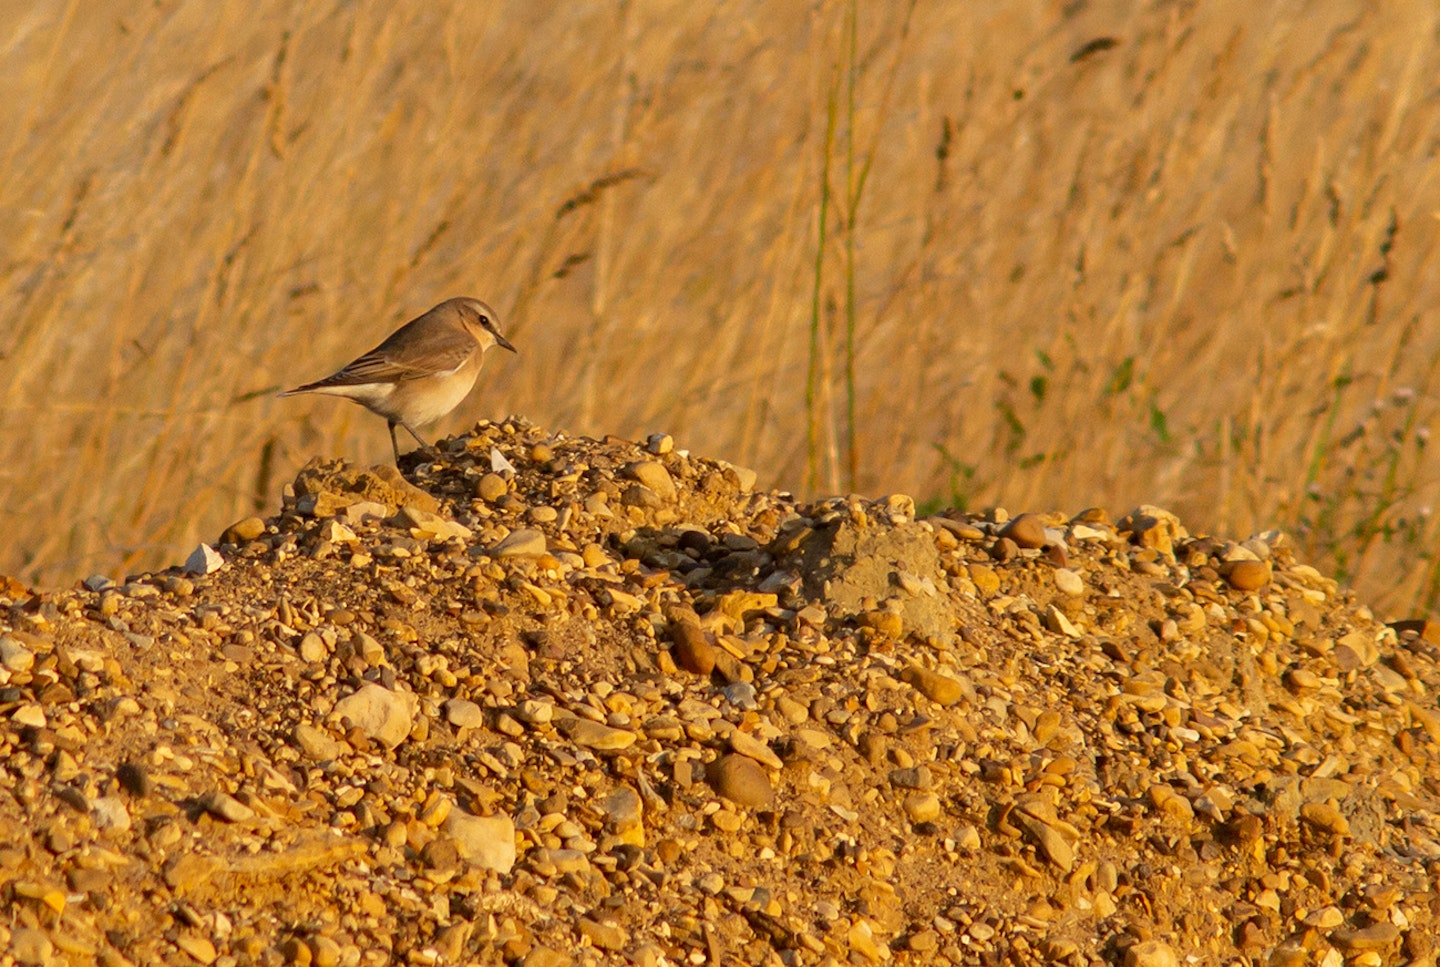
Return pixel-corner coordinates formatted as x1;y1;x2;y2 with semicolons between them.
299;320;477;389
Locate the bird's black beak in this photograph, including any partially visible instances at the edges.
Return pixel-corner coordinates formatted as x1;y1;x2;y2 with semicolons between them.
496;332;517;353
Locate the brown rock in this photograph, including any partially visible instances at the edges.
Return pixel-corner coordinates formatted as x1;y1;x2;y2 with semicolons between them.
522;948;573;967
899;664;966;705
10;928;53;966
1300;801;1350;836
708;754;774;807
1330;922;1400;953
670;621;715;676
999;513;1047;549
1222;559;1271;591
1124;940;1178;967
220;516;266;544
445;811;517;873
577;919;628;951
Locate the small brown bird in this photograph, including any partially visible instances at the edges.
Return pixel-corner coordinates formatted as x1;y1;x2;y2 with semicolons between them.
281;297;516;460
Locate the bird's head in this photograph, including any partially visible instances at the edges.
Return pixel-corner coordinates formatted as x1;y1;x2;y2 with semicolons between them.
451;297;516;353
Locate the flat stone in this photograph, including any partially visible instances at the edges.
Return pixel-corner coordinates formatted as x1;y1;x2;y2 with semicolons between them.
1300;801;1350;836
445;810;517;873
292;723;344;761
558;717;637;751
489;528;547;558
0;637;34;673
205;791;256;823
1329;923;1400;953
899;664;965;705
333;683;415;749
728;729;783;770
623;461;677;501
176;934;218;964
396;505;472;541
444;698;486;729
10;927;53;966
521;948;572;967
12;704;46;728
90;796;131;831
577;918;628;951
904;793;942;823
1124;940;1179;967
1054;568;1085;596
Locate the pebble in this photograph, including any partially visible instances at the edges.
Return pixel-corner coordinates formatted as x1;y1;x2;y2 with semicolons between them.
333;683;415;749
13;704;47;728
1329;923;1400;953
292;723;344;761
90;796;131;831
0;636;34;672
477;472;508;502
728;729;783;770
1222;559;1271;591
10;927;53;965
206;791;256;823
445;810;517;873
184;542;224;576
999;513;1047;549
623;461;677;501
670;621;715;676
899;664;966;705
1124;940;1179;967
489;528;548;558
708;754;774;807
558;717;637;751
577;918;628;950
904;793;942;823
176;934;218;964
1300;801;1350;836
221;516;268;543
443;698;486;729
1053;568;1085;596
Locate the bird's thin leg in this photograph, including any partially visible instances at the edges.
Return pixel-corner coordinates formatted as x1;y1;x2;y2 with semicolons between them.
388;421;402;463
401;423;429;449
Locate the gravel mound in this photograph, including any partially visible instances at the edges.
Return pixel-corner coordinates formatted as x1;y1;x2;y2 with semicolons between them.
2;418;1438;966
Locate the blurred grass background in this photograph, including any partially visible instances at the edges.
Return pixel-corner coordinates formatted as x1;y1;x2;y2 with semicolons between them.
4;1;1440;616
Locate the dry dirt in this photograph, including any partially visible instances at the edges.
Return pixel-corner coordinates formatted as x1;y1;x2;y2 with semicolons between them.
2;419;1439;966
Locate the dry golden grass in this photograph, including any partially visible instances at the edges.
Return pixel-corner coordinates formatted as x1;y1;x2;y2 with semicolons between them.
4;1;1440;615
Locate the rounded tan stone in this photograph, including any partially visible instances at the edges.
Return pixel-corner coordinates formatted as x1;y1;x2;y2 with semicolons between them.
708;754;774;808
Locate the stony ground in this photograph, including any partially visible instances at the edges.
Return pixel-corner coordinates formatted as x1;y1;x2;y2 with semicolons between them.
3;418;1439;967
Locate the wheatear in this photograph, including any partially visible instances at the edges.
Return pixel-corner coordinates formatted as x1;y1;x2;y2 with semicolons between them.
281;297;516;461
